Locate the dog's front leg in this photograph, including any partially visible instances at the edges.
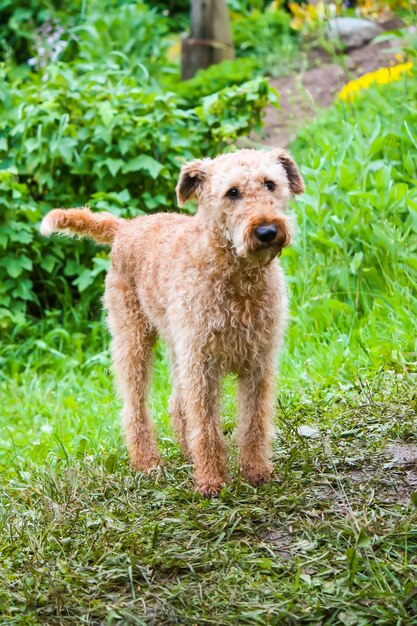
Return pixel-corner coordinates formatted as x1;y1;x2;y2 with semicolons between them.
180;360;228;497
237;363;276;486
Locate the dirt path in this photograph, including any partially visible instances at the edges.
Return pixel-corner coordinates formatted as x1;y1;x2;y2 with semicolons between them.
259;40;397;147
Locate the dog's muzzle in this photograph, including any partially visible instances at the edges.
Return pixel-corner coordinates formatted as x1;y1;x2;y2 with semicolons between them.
254;224;278;244
248;219;291;254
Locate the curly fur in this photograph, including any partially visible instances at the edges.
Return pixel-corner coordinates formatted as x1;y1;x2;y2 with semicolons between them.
40;148;304;497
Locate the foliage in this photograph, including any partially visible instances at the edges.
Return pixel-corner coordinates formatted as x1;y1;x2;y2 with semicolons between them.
233;10;291;56
0;57;271;329
288;0;413;33
61;1;173;78
0;0;58;63
357;0;416;19
151;0;189;13
172;57;262;104
287;76;417;376
232;6;294;56
0;0;176;65
288;1;336;32
230;6;300;77
0;0;287;331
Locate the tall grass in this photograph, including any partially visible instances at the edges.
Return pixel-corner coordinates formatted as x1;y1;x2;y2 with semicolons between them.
282;74;417;383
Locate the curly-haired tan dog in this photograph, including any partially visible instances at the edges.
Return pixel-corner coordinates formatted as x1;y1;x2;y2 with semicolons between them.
41;148;304;497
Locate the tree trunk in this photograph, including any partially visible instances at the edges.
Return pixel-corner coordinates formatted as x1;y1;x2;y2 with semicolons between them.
181;0;235;80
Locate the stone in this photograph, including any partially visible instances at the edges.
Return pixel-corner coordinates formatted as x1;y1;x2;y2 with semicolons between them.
327;17;383;49
297;425;320;438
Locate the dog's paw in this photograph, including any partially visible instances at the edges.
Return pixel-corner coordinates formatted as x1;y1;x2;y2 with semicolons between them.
241;463;273;487
131;455;162;474
196;478;227;498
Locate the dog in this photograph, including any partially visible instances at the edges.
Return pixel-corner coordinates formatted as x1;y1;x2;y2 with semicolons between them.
40;148;304;497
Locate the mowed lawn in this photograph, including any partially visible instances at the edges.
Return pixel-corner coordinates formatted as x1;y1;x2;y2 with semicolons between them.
2;75;417;624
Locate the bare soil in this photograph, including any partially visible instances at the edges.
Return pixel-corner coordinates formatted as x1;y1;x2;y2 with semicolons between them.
261;40;397;147
343;443;417;505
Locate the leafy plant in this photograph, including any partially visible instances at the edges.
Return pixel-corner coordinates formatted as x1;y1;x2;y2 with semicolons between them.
285;72;417;358
232;6;293;55
0;0;57;63
0;57;272;329
231;6;300;77
0;0;175;74
171;57;262;105
63;1;173;79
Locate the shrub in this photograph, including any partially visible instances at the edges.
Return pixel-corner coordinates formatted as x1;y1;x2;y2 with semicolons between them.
171;57;262;105
0;59;272;329
231;7;300;77
62;1;173;78
232;7;293;55
0;0;279;330
0;0;174;74
0;0;57;63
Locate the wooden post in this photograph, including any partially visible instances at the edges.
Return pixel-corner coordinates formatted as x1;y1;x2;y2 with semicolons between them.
181;0;235;80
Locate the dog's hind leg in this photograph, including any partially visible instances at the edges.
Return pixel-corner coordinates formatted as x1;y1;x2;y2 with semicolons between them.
105;272;160;472
168;353;191;458
169;386;189;458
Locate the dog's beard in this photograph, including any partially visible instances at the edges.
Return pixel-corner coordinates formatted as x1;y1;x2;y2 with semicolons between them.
230;235;283;267
230;219;291;264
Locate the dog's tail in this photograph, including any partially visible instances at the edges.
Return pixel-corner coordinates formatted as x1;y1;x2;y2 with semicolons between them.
40;207;120;245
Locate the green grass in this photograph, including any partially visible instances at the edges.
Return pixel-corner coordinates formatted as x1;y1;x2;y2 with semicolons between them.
2;74;417;624
1;341;417;624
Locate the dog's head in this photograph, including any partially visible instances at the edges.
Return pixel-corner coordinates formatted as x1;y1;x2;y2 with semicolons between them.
176;149;304;264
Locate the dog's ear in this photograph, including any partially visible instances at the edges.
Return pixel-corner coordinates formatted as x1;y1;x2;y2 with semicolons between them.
274;149;304;195
176;159;207;207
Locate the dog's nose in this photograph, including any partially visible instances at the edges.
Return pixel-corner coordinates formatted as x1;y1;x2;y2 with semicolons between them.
255;225;278;243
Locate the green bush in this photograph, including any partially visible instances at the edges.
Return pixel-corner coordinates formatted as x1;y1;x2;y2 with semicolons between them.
232;8;293;55
0;0;174;73
0;0;57;63
231;7;299;77
0;0;283;331
63;1;172;78
0;57;272;329
171;57;262;105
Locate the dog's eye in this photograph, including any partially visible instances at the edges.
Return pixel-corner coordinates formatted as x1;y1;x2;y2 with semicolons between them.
264;180;276;192
226;187;240;199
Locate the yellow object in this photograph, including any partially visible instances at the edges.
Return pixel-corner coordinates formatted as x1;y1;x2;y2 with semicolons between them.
288;1;339;32
338;62;413;101
166;36;181;63
358;0;415;19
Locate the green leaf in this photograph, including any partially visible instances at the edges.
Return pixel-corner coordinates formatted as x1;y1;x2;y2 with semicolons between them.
0;231;8;248
98;102;114;127
350;251;363;275
58;137;77;162
24;138;39;153
357;528;372;548
1;258;23;278
40;254;58;273
103;158;124;177
73;269;95;292
9;229;33;244
12;279;34;301
19;256;33;271
122;155;163;178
